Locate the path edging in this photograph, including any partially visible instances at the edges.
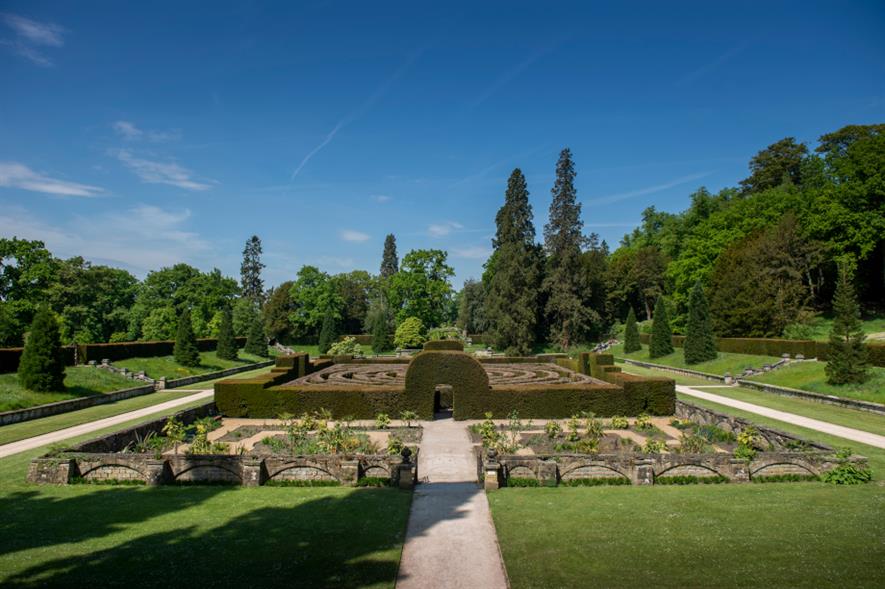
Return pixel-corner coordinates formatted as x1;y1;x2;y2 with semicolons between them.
0;360;273;427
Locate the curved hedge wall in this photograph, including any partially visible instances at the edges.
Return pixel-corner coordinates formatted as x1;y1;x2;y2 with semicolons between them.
423;340;465;351
404;350;488;419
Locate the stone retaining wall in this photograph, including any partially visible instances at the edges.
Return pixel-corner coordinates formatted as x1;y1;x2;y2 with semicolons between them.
28;451;417;488
0;360;274;428
736;379;885;416
481;449;855;489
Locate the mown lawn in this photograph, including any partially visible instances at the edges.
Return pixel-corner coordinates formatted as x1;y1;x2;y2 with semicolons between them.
747;361;885;404
0;367;136;412
0;395;412;588
610;342;780;375
115;350;271;379
490;396;885;589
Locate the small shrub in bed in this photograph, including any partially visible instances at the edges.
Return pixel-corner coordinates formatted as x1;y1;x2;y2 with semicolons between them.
752;473;820;483
507;477;541;487
561;477;631;487
265;479;341;487
655;475;729;485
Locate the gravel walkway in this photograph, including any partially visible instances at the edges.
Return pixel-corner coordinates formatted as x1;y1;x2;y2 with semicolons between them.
0;390;213;459
677;385;885;449
396;417;508;589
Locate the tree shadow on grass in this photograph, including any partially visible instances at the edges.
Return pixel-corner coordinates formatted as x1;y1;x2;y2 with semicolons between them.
1;487;422;588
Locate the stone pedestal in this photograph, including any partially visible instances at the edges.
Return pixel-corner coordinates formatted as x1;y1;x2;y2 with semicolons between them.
634;460;655;485
397;463;416;489
340;460;359;486
483;461;502;490
241;458;263;487
144;459;168;486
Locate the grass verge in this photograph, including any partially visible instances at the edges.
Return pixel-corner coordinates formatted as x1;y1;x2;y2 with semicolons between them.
746;361;885;404
0;367;137;412
610;342;780;375
115;350;271;379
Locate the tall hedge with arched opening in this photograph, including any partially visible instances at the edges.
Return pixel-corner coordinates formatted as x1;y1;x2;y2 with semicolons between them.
404;350;489;419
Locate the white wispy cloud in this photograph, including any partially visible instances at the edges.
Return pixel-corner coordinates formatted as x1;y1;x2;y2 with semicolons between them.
113;120;181;142
0;204;210;274
586;172;714;205
676;44;746;86
452;245;492;259
372;194;392;203
113;149;212;191
0;161;103;197
428;221;464;237
339;229;370;242
468;45;556;110
1;13;64;66
290;47;425;181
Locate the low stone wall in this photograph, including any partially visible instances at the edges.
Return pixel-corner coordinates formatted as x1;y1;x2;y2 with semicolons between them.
481;449;854;489
620;358;725;382
0;360;274;428
736;379;885;416
675;400;831;451
0;383;156;426
28;451;417;488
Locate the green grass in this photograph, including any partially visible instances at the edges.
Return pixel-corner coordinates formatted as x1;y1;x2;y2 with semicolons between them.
490;482;884;588
620;362;884;436
115;350;271;379
491;391;885;588
0;384;411;588
787;315;885;342
0;367;137;412
747;361;885;404
611;342;780;376
0;365;272;446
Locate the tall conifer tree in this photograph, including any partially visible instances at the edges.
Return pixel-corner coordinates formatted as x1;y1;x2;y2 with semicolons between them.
649;297;674;358
17;307;65;391
380;234;399;278
684;281;717;364
623;307;641;353
174;308;201;367
825;264;869;384
485;169;542;355
543;148;592;349
244;312;268;357
216;305;238;360
240;235;265;304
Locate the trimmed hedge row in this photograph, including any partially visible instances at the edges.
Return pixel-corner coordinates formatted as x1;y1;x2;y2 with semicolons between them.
455;382;630;419
637;333;885;367
218;384;409;419
214;353;311;417
423;340;465;351
406;350;487;419
0;346;76;374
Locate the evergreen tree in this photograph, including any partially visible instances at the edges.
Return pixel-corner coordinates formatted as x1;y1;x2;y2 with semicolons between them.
244;312;268;357
649;297;674;358
216;306;238;360
173;308;201;367
623;307;641;353
240;235;265;304
380;234;399;278
317;314;339;354
485;169;542;355
17;307;65;392
371;311;392;353
543;148;595;349
825;264;869;384
684;281;717;364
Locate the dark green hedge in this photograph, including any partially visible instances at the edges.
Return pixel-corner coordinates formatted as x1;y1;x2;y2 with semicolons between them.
423;340;465;351
599;372;675;415
75;337;247;364
637;334;885;367
405;350;488;419
455;382;632;419
217;384;409;419
0;346;77;374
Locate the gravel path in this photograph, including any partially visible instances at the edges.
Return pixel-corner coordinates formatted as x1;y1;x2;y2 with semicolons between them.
677;385;885;449
0;389;213;459
396;417;508;589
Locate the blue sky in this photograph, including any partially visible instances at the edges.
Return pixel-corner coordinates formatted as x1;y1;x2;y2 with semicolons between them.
2;1;884;288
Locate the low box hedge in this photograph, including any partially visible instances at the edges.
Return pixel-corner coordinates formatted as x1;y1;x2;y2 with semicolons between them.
423;340;465;351
636;334;884;367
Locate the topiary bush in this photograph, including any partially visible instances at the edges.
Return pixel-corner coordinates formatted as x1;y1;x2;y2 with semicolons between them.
684;281;717;364
17;307;66;392
244;312;268;357
317;314;338;355
623;308;641;353
394;317;425;349
173;308;200;367
649;297;674;359
215;306;238;361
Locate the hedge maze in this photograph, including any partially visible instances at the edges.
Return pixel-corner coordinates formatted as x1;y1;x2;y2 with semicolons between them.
214;344;676;420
